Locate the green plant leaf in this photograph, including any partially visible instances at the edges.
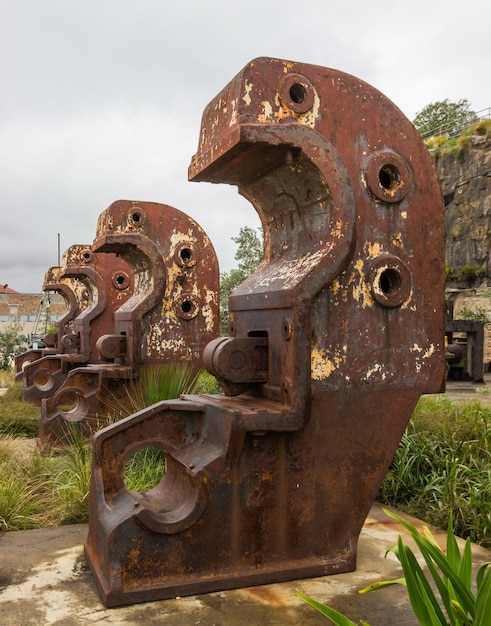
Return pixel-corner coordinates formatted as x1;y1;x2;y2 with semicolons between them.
450;599;471;626
396;537;447;625
475;564;491;626
358;578;406;594
295;591;362;625
476;562;491;590
383;509;475;619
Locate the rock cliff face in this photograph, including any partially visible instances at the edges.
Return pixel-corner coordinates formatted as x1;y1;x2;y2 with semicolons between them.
435;135;491;364
437;135;491;285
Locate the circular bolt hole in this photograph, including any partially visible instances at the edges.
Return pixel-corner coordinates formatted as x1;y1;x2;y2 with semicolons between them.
368;256;411;308
128;208;146;227
180;247;192;263
124;447;167;493
379;268;401;295
279;73;315;114
378;164;401;192
181;300;193;314
289;83;306;104
176;294;199;320
112;272;130;290
364;151;411;203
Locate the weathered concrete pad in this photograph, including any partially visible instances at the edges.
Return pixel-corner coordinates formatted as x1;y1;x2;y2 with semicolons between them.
1;503;490;625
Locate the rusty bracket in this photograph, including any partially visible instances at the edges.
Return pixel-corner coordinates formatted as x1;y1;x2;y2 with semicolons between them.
85;57;446;606
39;200;219;444
20;246;133;407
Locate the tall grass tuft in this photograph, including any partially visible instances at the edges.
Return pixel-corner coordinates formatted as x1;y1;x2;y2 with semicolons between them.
105;363;201;421
0;382;39;437
379;395;491;548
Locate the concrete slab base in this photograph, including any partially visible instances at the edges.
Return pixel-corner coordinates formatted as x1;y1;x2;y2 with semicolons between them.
1;503;490;625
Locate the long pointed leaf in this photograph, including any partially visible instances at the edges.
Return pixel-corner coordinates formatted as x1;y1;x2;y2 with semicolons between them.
397;537;446;625
475;565;491;626
476;562;491;591
358;578;406;594
295;591;361;626
383;509;475;618
458;539;473;593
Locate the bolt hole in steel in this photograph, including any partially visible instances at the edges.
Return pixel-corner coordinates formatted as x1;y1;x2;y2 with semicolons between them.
128;208;146;227
174;242;197;268
378;164;401;192
123;447;167;493
289;83;307;104
180;247;192;263
81;249;93;263
368;256;412;307
365;151;411;203
379;268;401;295
112;272;130;290
279;73;315;113
176;294;199;320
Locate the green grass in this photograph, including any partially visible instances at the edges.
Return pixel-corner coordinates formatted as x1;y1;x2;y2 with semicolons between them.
1;372;490;547
379;395;491;548
0;382;39;437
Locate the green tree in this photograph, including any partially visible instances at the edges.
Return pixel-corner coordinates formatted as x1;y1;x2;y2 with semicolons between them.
413;98;476;138
220;226;263;334
0;318;27;370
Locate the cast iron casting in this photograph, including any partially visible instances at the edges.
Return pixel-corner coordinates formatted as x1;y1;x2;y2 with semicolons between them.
20;246;133;405
85;58;446;606
40;200;219;443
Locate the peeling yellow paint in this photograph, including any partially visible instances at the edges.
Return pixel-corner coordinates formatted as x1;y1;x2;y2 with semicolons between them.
311;344;346;380
401;211;408;219
258;100;274;123
243;81;253;106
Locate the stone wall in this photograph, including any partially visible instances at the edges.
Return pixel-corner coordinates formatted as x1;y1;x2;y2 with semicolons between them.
437;134;491;364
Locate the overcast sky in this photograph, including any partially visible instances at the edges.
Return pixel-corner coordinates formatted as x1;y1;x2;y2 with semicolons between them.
1;0;489;293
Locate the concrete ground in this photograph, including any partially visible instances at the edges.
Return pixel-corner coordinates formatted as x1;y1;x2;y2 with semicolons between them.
1;503;490;626
1;377;490;624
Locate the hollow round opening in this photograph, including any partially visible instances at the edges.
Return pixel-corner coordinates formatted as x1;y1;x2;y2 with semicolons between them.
132;212;141;223
179;247;192;263
181;300;193;314
124;447;167;493
289;83;307;104
33;368;52;389
55;389;82;415
378;164;401;191
379;268;402;295
116;274;125;285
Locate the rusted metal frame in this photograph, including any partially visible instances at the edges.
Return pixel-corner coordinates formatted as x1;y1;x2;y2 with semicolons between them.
85;57;446;606
13;266;83;382
40;200;219;444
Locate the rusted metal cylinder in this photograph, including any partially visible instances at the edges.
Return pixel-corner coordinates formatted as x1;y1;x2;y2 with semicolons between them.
85;58;445;606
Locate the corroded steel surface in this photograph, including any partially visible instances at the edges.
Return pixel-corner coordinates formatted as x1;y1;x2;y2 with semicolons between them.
13;265;89;382
40;200;219;443
21;246;133;407
85;57;445;606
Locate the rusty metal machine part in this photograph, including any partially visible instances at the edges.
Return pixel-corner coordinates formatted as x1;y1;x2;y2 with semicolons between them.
22;246;133;408
39;200;219;443
13;266;85;382
85;57;445;606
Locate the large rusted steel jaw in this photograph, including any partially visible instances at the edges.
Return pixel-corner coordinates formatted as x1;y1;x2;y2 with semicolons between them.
13;265;86;383
20;246;133;407
85;58;445;606
40;200;219;445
